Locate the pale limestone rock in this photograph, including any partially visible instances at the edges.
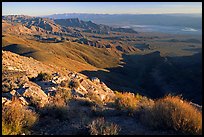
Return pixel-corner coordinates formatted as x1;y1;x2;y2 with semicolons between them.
19;96;29;106
22;81;48;107
91;77;100;84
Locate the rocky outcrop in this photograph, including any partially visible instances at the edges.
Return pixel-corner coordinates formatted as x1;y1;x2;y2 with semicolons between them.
2;50;68;77
20;81;49;107
2;50;116;108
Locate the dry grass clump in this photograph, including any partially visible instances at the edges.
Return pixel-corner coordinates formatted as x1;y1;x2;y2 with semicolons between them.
69;79;80;89
60;79;71;87
40;89;70;121
2;97;38;135
136;96;155;112
36;72;52;81
55;87;72;103
75;97;95;107
85;92;104;107
88;117;120;135
114;91;141;113
141;95;202;135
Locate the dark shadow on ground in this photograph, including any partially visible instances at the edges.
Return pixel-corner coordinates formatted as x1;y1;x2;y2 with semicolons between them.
2;44;37;56
80;51;202;105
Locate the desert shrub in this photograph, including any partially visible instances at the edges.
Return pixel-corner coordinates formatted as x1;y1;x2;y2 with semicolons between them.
55;87;72;103
2;97;38;135
88;117;120;135
85;92;104;107
76;97;95;107
40;91;69;121
115;91;141;114
60;79;71;87
137;96;155;111
91;105;105;117
141;95;202;135
36;72;52;81
69;79;80;89
40;105;68;121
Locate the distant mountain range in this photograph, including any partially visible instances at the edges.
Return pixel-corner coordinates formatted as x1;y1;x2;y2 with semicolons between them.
43;13;202;29
2;15;139;72
2;15;137;35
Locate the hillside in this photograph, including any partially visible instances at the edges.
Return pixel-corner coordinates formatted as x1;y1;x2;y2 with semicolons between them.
81;51;202;105
2;33;121;72
2;50;202;135
2;15;142;72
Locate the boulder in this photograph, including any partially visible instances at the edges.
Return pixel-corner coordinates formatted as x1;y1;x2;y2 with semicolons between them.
91;77;100;84
22;81;48;107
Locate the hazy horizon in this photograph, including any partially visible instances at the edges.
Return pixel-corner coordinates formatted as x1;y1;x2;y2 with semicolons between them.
2;2;202;16
2;13;202;17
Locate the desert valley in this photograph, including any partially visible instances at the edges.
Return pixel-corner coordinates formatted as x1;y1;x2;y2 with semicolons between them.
2;2;202;135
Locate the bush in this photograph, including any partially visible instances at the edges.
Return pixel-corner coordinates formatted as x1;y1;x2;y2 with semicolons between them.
136;96;155;112
88;117;120;135
40;105;69;121
69;79;80;89
85;92;104;107
36;72;52;81
141;95;202;135
55;87;72;103
115;92;140;113
60;79;70;87
2;97;38;135
40;90;69;121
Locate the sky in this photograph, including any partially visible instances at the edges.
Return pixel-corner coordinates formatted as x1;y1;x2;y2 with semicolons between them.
2;2;202;16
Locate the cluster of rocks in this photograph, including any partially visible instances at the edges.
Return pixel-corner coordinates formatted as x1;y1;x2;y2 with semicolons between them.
2;50;116;109
2;71;115;109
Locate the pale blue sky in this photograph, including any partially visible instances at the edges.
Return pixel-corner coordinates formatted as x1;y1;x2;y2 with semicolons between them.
2;2;202;16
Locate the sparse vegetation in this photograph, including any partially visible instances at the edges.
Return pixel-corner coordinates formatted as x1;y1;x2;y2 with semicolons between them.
69;79;80;89
2;14;202;135
114;91;141;114
60;79;71;87
2;97;38;135
36;72;52;81
140;95;202;135
85;92;104;107
40;89;70;121
88;117;120;135
55;87;72;103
